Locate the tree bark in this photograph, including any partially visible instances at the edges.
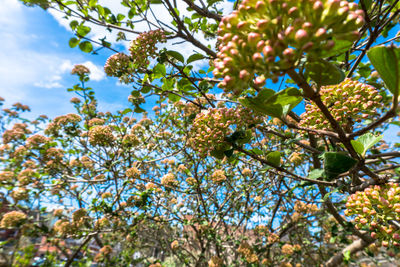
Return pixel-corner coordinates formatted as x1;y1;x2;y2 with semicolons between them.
325;238;373;267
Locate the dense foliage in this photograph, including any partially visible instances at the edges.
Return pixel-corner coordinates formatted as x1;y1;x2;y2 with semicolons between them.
1;0;400;266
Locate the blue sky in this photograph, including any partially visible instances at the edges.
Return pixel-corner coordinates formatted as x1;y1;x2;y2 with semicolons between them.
0;0;136;119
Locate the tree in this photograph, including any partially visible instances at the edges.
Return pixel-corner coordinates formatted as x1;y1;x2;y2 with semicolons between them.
1;0;400;266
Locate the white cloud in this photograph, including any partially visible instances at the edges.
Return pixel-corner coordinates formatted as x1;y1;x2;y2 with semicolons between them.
82;61;106;81
0;0;74;117
57;59;106;81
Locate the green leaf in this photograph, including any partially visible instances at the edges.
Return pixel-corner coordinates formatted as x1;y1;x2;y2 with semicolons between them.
271;87;303;115
76;24;91;37
305;59;345;86
69;20;79;30
351;133;383;157
323;152;357;180
307;169;324;179
187;53;205;64
134;105;145;113
250;148;263;155
166;50;184;63
69;37;79;48
350;140;364;156
240;88;302;118
210;149;225;159
117;14;125;21
367;45;400;97
343;250;351;262
321;39;353;58
161;77;175;91
79;41;93;53
168;93;181;103
266;151;281;166
153;63;166;78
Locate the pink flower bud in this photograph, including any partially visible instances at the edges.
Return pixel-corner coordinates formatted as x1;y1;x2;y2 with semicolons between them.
355;10;365;17
295;29;308;42
254;76;266;87
224;75;233;84
313;1;323;10
257;40;265;52
222;33;232;42
338;6;349;16
302;42;314;51
230;49;239;56
248;32;261;45
223;57;233;66
252;52;263;62
387;250;395;257
239;70;250;80
348;2;358;11
257;19;269;31
315;28;327;38
263;45;274;56
285;26;295;37
237;21;247;30
283;48;295;58
255;1;265;11
302;22;313;30
288;7;299;17
393;233;400;240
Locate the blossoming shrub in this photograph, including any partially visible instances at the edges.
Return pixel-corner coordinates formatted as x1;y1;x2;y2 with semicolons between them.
300;79;383;131
188;107;261;156
346;183;400;246
213;0;364;94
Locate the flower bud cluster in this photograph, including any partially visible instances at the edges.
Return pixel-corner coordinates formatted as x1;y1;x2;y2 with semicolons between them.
237;241;259;263
2;123;31;144
129;29;166;68
25;134;49;148
0;211;27;228
12;102;30;112
345;183;400;245
208;256;223;267
122;134;140;147
300;79;382;131
11;187;29;201
294;201;318;214
71;64;90;76
126;166;141;179
281;243;301;255
72;208;88;227
0;171;14;182
87;118;105;127
211;169;227;184
214;0;364;95
104;53;133;83
17;168;36;185
88;125;115;146
170;240;179;250
189;107;261;156
45;114;82;136
161;173;178;187
103;30;165;82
